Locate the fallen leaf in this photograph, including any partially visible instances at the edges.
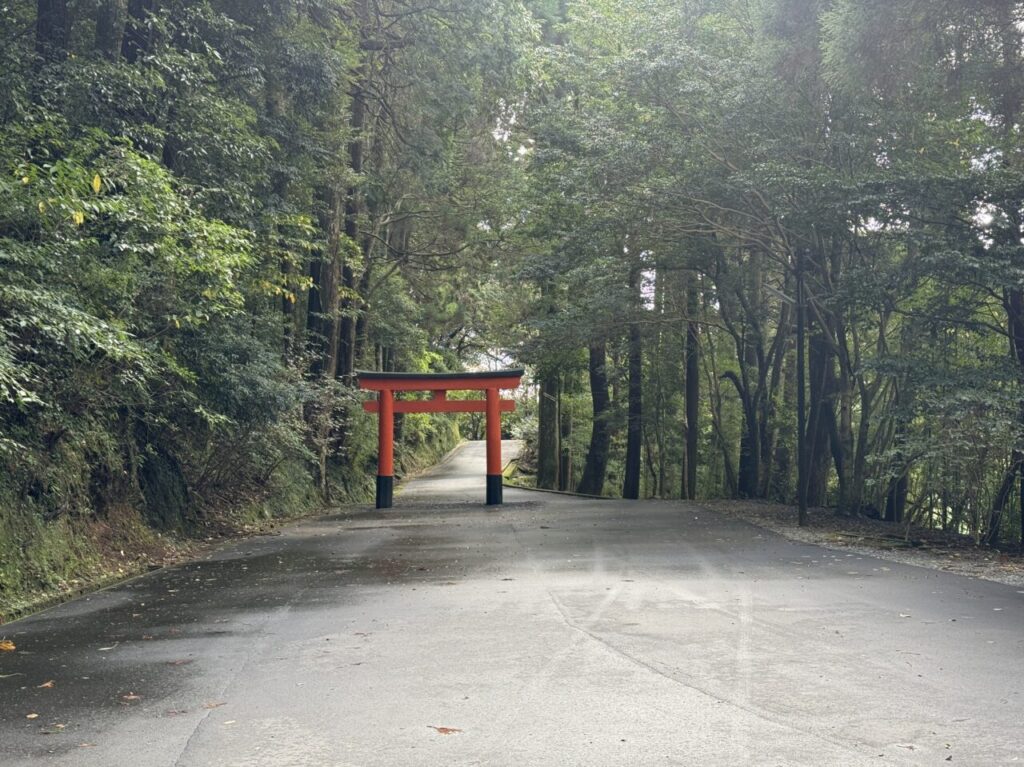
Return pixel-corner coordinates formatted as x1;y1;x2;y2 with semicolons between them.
202;701;226;710
26;713;39;720
121;693;142;701
37;680;55;689
429;726;462;735
0;640;15;652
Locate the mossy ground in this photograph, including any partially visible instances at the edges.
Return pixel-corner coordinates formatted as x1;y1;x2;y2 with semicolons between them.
0;501;188;623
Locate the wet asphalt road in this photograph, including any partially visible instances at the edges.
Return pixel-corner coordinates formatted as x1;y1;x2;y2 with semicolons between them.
2;440;1023;766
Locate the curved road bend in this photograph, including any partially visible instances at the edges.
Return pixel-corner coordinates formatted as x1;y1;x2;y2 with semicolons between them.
2;440;1022;766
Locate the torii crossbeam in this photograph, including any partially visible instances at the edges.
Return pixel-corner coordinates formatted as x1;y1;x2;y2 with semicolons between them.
357;369;524;509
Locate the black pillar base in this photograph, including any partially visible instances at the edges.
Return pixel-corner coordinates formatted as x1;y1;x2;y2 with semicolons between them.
486;474;503;506
376;475;394;509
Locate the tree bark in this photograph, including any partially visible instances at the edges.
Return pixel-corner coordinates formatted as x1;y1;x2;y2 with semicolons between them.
307;190;344;378
121;0;156;63
622;265;643;500
683;281;699;500
796;251;808;524
35;0;69;62
339;66;366;380
760;298;791;498
884;457;908;524
306;257;324;362
537;370;560;489
985;0;1024;546
985;452;1021;546
559;393;572;491
94;0;126;59
578;342;611;496
805;326;832;506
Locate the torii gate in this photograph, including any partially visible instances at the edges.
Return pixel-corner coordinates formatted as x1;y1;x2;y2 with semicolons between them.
357;369;524;509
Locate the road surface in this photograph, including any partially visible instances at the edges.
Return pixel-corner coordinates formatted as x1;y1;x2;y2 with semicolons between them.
2;440;1022;765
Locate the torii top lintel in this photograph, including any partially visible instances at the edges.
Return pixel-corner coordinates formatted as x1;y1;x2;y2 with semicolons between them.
355;369;525;392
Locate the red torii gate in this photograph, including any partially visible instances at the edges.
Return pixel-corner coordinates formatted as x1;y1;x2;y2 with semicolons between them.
357;369;524;509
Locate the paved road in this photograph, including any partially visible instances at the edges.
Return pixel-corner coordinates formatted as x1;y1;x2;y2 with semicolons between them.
2;440;1023;766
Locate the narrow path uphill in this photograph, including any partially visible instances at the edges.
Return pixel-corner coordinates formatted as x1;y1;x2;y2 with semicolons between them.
1;441;1022;766
395;439;522;505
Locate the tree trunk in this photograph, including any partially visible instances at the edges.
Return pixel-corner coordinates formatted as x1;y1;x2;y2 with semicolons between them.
578;342;611;495
265;78;296;361
281;257;296;361
850;372;877;517
35;0;69;62
986;454;1020;545
761;297;791;499
320;194;344;380
338;66;366;380
121;0;156;63
703;323;738;495
94;0;126;59
772;344;794;501
682;282;700;500
795;251;808;523
307;190;344;378
537;370;560;489
734;383;760;498
998;285;1024;545
806;327;832;506
338;266;357;378
306;257;323;362
990;2;1024;546
559;392;572;491
622;265;643;500
884;456;908;524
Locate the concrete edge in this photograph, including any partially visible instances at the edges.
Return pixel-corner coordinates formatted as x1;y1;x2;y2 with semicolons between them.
501;482;613;501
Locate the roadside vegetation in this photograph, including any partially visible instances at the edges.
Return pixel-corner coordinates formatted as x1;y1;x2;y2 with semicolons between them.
0;0;528;619
516;0;1024;554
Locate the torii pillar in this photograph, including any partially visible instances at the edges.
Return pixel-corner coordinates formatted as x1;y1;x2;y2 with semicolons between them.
357;370;524;508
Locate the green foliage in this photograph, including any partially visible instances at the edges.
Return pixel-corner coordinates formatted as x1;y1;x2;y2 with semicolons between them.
493;0;1024;543
0;0;537;615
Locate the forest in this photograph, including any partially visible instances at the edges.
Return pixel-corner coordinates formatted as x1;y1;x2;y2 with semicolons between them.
2;0;1024;616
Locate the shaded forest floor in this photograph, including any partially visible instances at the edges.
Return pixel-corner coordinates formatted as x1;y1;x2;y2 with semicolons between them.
704;500;1024;588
